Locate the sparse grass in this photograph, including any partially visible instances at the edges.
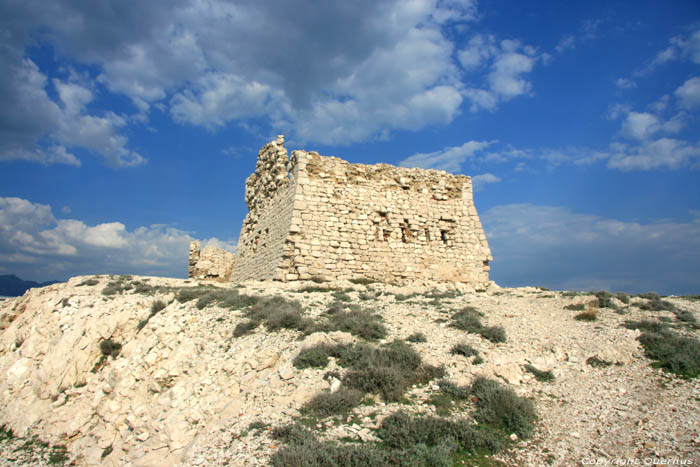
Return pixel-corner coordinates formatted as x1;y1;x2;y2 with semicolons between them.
564;303;586;311
574;310;597;321
523;364;555;382
406;332;428;343
586;356;613;368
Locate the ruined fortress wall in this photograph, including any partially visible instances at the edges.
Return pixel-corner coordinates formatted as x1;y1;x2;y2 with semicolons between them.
280;151;492;285
230;136;299;282
193;136;492;287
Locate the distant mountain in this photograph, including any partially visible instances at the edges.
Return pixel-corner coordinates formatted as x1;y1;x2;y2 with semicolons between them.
0;275;61;297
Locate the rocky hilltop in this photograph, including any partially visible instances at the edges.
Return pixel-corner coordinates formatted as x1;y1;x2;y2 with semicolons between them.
0;276;698;466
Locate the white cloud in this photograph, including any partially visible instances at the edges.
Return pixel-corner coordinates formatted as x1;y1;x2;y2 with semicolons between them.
482;203;700;294
635;28;700;76
0;56;143;167
555;19;603;53
399;140;494;172
620;112;660;140
674;76;700;109
458;35;546;112
0;196;236;280
471;173;501;191
615;78;637;90
606;138;700;171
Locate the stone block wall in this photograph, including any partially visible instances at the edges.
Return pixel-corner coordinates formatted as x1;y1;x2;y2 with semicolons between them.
188;241;235;281
218;136;493;287
230;136;299;282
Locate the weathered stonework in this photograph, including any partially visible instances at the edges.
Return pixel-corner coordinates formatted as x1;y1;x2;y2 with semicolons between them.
190;135;493;287
188;240;235;281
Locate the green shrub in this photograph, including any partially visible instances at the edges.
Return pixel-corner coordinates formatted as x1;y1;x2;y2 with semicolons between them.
479;326;507;343
99;339;122;358
673;309;697;325
637;292;660;300
615;292;630;304
622;319;669;333
595;291;617;309
377;411;506;455
297;285;332;293
102;281;128;296
523;364;555;382
450;342;479;358
301;388;365;417
638;330;700;378
451;307;483;332
564;303;586;311
176;286;212;303
332;290;352;302
322;309;387;340
151;300;166;314
451;307;506;343
638;297;676;312
586;356;613;368
470;376;537;438
137;300;168;331
574;311;597;321
406;332;428;343
349;278;375;285
78;278;99;286
233;319;260;337
301;341;444;403
293;344;334;369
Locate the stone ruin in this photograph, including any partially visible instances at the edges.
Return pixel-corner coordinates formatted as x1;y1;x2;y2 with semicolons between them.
189;135;493;288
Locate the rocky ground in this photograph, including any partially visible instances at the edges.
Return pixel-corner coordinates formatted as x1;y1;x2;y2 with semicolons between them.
0;276;698;466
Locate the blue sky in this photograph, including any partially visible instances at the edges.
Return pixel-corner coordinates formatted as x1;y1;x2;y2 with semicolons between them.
1;0;699;294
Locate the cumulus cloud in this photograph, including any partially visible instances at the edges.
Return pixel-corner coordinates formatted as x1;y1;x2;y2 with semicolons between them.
0;0;491;150
482;203;700;294
458;35;547;112
399;140;495;172
0;196;235;280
